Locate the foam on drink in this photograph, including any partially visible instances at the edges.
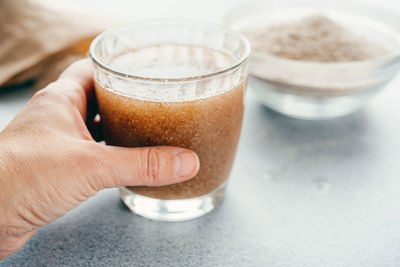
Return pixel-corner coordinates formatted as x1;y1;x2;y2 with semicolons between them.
108;44;235;79
103;45;239;102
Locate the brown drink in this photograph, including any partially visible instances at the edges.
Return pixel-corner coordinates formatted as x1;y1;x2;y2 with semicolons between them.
95;45;246;199
90;21;250;221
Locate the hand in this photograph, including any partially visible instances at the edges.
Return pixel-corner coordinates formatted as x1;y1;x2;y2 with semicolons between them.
0;59;200;259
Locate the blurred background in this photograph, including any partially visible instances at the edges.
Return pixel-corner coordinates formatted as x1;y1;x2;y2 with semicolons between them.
2;0;400;125
68;0;400;21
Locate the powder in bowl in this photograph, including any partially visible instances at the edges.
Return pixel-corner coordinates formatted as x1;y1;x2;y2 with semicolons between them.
245;15;388;62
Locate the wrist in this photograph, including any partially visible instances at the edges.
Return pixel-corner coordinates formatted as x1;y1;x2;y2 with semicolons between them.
0;141;32;240
0;140;37;259
0;143;14;239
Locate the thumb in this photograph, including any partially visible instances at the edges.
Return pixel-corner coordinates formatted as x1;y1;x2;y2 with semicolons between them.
94;145;200;189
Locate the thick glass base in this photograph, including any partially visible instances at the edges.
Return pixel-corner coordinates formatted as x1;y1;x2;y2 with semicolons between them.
120;183;227;222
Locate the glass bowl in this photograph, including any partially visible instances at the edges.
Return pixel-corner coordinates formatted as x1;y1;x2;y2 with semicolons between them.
224;0;400;119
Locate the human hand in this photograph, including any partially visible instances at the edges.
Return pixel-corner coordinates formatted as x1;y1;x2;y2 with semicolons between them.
0;59;200;259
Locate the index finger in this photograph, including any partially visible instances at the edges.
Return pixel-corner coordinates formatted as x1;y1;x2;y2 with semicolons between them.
59;58;94;98
53;58;94;119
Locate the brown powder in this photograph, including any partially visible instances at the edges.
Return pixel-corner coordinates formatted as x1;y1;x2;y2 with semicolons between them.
245;15;387;62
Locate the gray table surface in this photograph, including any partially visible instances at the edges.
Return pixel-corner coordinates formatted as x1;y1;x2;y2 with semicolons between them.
1;73;400;266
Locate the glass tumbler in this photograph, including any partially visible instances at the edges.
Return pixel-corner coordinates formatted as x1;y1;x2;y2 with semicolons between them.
89;20;250;221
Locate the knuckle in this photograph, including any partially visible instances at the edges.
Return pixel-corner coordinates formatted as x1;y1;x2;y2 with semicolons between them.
4;226;18;238
54;78;86;107
142;148;161;185
56;78;82;92
1;225;27;239
31;88;52;101
31;86;64;104
34;78;83;105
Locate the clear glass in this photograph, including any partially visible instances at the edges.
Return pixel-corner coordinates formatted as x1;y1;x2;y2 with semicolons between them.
89;20;250;221
225;0;400;119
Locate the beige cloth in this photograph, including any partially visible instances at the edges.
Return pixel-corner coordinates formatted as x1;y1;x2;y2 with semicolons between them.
0;0;116;89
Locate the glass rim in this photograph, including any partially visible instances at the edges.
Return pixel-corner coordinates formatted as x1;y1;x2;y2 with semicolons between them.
89;19;251;82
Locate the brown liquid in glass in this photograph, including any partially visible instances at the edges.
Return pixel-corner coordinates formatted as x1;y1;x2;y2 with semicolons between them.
94;45;246;199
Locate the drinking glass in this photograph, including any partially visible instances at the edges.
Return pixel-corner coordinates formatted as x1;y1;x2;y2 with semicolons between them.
89;20;250;221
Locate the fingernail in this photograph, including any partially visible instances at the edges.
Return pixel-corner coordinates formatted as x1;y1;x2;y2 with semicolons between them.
174;151;199;177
